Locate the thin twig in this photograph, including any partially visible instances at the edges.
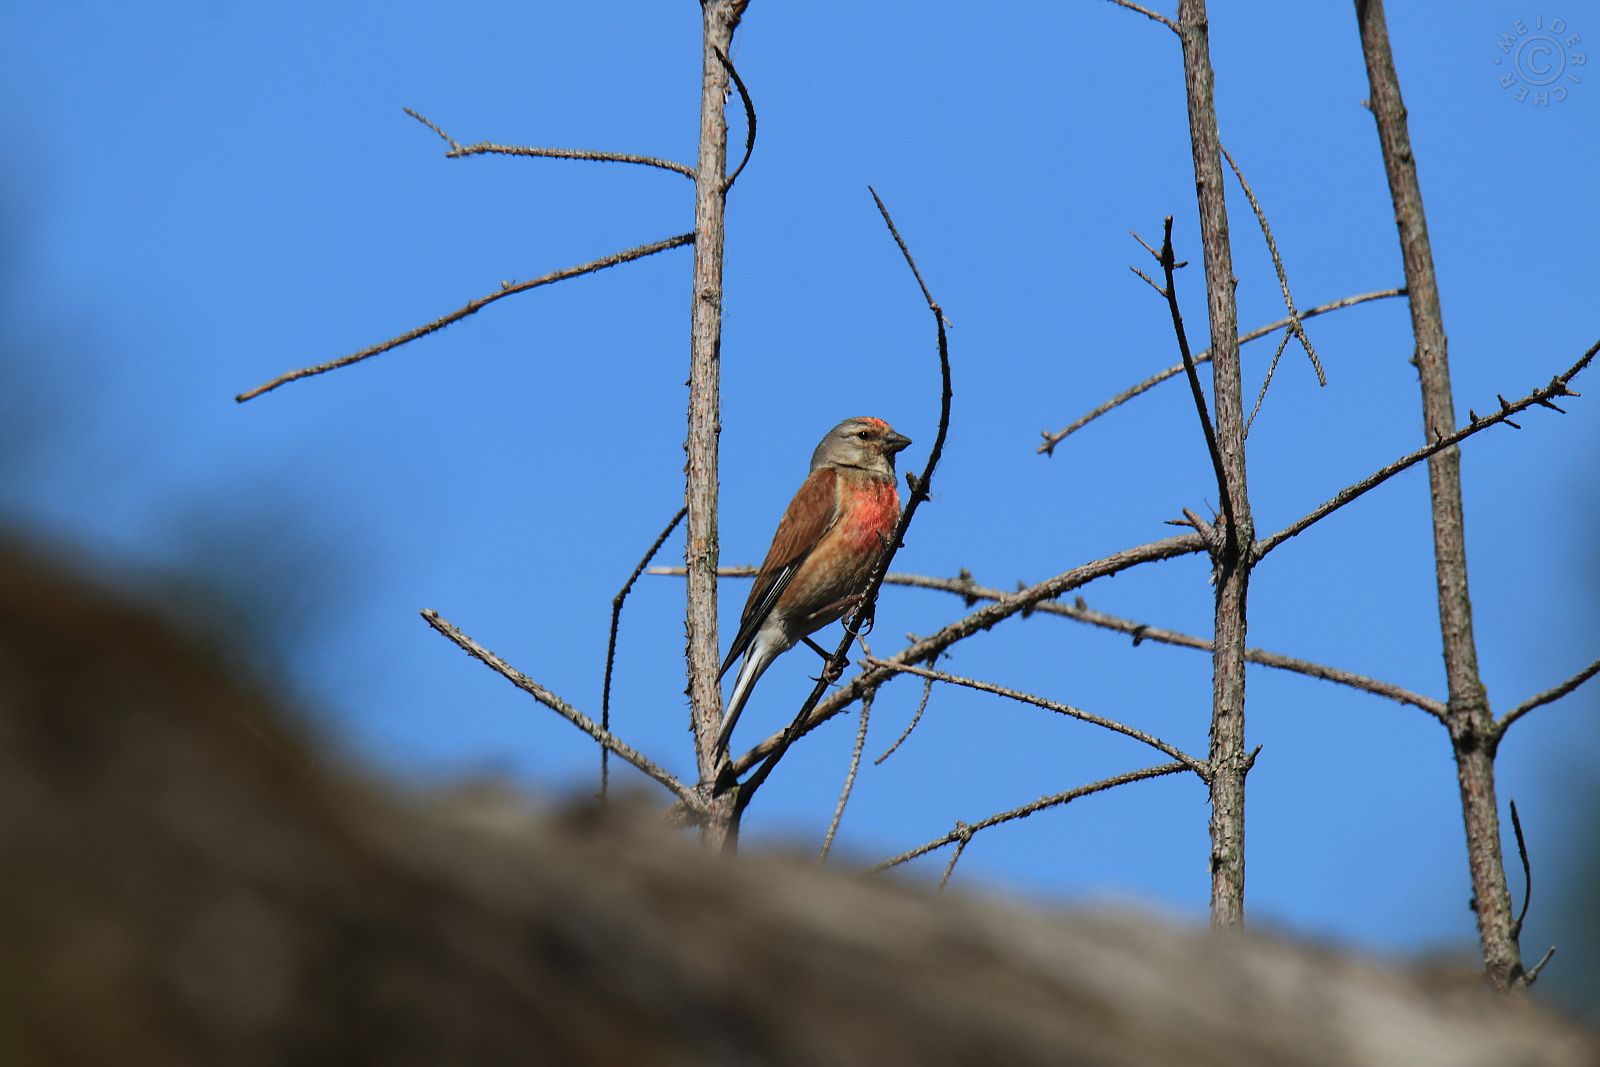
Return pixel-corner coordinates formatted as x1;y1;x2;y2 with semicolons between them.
867;762;1189;874
1254;339;1597;558
1222;144;1325;389
236;233;695;401
727;533;1207;777
1494;655;1600;744
1509;799;1532;939
1105;0;1180;35
865;657;1209;778
404;107;696;178
938;823;972;890
1037;288;1404;454
601;506;688;800
1246;329;1294;436
1524;945;1557;985
714;47;757;192
875;674;935;765
731;187;953;815
819;692;873;863
421;609;697;809
1157;215;1236;539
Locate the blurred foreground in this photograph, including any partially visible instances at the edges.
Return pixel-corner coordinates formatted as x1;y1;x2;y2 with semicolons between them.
0;536;1593;1067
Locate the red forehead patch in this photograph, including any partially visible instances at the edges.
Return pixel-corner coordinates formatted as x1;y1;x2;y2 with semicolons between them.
852;417;890;430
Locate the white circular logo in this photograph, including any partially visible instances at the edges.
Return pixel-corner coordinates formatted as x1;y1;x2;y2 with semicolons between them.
1494;15;1586;105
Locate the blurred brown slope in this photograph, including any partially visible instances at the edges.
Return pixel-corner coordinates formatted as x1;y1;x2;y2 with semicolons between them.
0;537;1593;1067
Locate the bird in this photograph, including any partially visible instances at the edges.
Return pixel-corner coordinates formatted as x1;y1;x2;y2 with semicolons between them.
716;416;912;759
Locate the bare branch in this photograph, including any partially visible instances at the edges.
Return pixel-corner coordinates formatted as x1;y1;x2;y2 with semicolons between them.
714;47;757;192
421;609;697;809
404;107;695;179
875;673;935;765
1038;288;1405;454
1494;655;1600;744
685;0;747;809
728;533;1206;777
1105;0;1180;35
1255;341;1596;558
865;657;1209;778
1222;144;1326;391
1245;329;1294;437
819;692;873;863
867;762;1190;874
236;232;695;402
853;570;1447;719
1509;799;1532;939
732;187;953;814
1156;214;1236;538
601;506;688;799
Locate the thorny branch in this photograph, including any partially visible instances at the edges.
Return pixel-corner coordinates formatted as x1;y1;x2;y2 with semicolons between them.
1038;288;1404;454
601;506;688;799
421;609;698;809
876;672;936;765
1254;339;1596;558
403;106;696;178
729;187;953;819
819;692;873;863
867;761;1190;874
236;232;695;401
864;657;1209;778
889;571;1446;719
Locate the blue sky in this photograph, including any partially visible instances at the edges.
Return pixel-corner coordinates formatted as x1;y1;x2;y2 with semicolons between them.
4;0;1596;993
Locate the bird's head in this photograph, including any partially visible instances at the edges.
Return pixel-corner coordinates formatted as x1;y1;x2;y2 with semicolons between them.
810;417;912;478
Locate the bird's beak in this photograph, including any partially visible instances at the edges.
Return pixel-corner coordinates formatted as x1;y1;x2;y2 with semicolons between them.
885;431;912;455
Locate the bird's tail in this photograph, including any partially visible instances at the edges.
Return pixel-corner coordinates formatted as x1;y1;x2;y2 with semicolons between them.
715;645;773;758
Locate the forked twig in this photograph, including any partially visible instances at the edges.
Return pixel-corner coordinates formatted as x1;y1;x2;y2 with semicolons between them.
601;506;688;798
237;233;695;401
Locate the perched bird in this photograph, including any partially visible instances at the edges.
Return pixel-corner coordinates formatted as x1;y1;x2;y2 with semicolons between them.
717;417;912;758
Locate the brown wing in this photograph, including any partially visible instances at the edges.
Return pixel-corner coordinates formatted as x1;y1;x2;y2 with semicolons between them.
719;467;839;678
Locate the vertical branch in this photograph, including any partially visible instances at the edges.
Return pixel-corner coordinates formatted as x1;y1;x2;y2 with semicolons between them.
685;0;749;842
1178;0;1254;928
1355;0;1520;989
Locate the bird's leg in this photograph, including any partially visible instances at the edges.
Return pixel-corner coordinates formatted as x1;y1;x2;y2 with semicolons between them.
801;635;848;685
801;636;834;662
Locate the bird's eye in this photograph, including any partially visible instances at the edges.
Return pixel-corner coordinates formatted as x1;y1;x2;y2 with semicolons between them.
856;431;871;440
